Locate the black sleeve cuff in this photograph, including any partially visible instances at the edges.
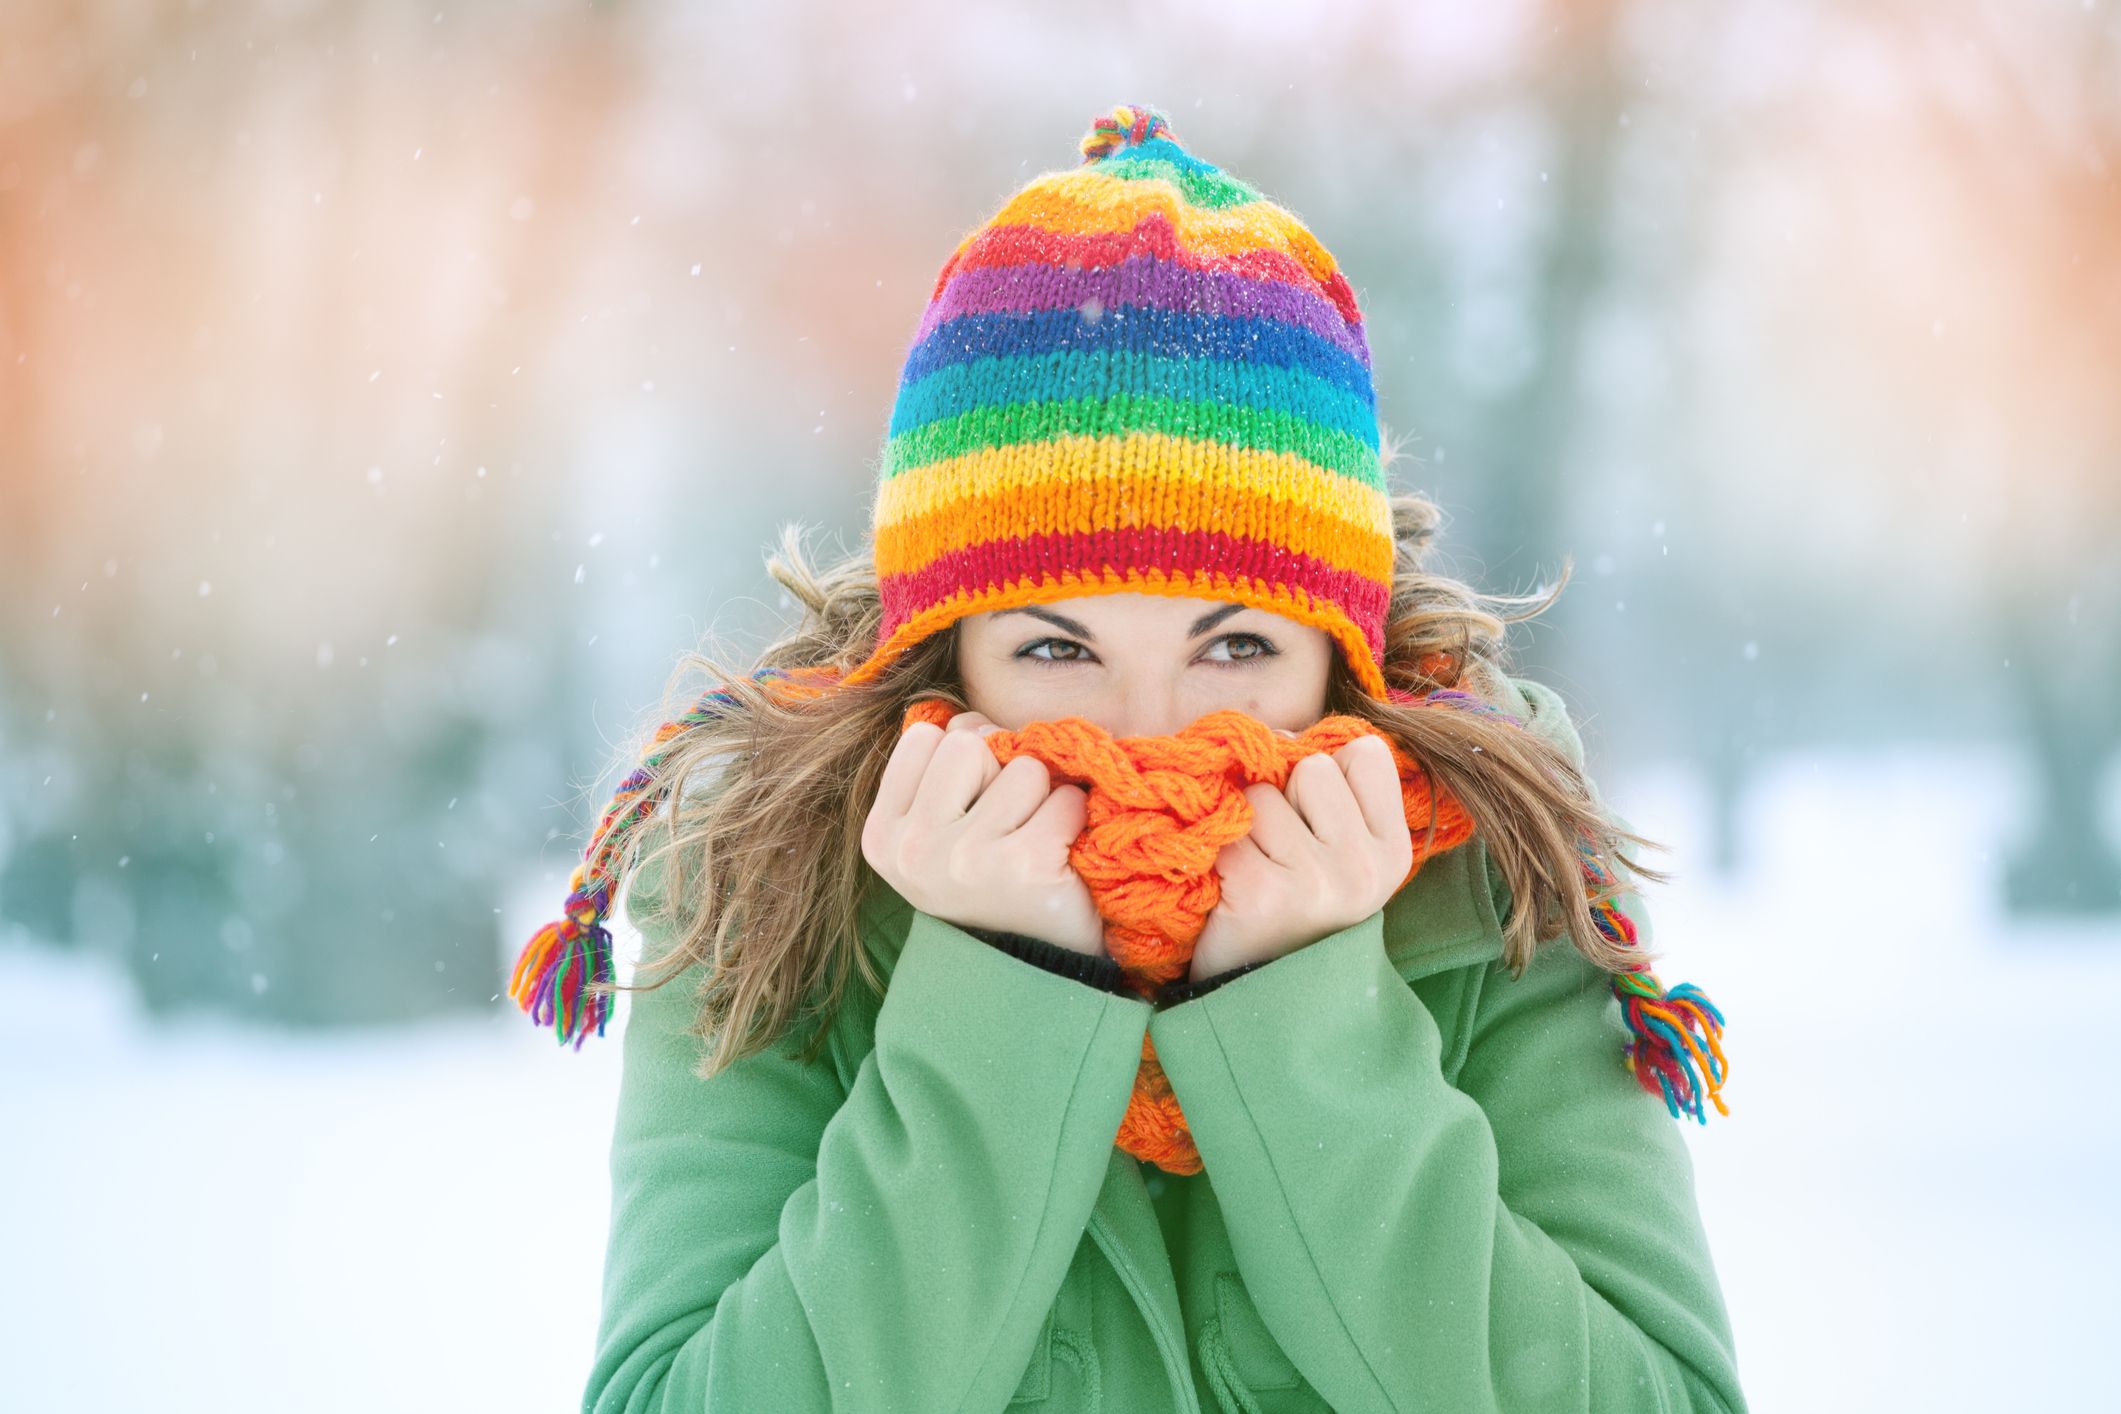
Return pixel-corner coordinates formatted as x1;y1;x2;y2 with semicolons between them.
962;925;1137;999
1153;959;1271;1009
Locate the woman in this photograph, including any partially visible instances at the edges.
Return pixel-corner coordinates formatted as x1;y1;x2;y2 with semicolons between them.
536;103;1744;1412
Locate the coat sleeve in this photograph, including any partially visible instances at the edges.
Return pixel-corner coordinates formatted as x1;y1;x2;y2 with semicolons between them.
582;864;1154;1413
1144;878;1746;1412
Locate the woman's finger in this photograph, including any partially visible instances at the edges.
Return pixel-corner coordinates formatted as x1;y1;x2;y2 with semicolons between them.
1335;735;1407;844
1241;778;1315;865
961;752;1052;840
1284;751;1365;850
873;721;945;823
908;725;1002;825
1214;830;1270;884
1021;780;1088;853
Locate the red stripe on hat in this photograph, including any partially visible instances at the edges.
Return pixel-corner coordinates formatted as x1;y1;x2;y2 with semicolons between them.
877;524;1390;659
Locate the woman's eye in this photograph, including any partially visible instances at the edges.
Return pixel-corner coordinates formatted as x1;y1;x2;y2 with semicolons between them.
1202;633;1277;664
1019;638;1094;665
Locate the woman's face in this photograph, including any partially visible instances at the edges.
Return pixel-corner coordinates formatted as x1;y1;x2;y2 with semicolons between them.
956;591;1334;738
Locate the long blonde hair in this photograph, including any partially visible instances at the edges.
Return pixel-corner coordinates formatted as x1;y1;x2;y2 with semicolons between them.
589;489;1666;1080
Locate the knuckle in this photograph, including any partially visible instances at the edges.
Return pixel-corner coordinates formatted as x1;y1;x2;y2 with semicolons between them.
948;729;997;763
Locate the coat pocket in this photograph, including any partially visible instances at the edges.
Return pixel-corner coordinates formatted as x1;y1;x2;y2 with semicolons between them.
1212;1271;1303;1392
1009;1303;1105;1410
1007;1305;1055;1405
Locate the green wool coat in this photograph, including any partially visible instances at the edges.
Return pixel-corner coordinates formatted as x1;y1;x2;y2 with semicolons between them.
581;677;1748;1413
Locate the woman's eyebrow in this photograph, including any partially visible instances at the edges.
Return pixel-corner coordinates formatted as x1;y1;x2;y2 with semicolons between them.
1185;603;1246;637
994;602;1246;641
997;606;1097;638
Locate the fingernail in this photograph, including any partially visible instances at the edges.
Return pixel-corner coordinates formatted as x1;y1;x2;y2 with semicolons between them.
977;724;1001;736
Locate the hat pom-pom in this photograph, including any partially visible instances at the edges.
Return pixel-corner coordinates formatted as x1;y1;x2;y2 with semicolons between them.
1080;103;1179;162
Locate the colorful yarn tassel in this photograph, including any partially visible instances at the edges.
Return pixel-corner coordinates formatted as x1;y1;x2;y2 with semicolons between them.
508;874;615;1051
505;664;844;1046
1582;840;1731;1124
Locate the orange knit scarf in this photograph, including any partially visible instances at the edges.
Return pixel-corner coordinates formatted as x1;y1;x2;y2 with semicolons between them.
902;699;1478;1176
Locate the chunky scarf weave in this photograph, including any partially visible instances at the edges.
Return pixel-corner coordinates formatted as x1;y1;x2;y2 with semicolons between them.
510;666;1730;1158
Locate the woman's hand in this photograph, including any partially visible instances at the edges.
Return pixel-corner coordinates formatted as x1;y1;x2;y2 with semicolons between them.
1188;732;1415;981
860;710;1109;958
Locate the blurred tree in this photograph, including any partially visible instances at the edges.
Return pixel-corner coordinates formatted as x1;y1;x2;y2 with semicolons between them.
1481;0;1629;697
1882;0;2121;914
0;0;653;1025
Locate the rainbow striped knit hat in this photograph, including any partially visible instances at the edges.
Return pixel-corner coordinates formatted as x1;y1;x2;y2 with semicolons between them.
841;101;1395;699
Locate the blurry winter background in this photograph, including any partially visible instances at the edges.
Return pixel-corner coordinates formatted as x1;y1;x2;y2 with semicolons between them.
4;0;2117;1409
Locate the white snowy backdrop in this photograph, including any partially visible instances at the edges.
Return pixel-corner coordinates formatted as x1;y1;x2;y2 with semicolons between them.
5;1;2118;1410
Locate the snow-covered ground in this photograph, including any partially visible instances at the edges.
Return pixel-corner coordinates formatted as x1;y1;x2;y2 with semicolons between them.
5;745;2118;1412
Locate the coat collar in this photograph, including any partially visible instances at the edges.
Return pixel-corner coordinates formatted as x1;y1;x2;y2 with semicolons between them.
1382;836;1507;981
1376;666;1584;981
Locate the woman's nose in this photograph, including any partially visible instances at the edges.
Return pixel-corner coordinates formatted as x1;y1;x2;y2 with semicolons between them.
1098;695;1297;741
1100;686;1189;740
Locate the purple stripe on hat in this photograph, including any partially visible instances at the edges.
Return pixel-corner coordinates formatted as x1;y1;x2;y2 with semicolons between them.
911;251;1372;372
